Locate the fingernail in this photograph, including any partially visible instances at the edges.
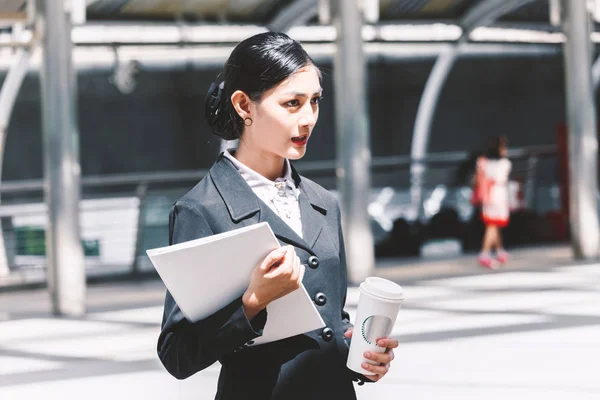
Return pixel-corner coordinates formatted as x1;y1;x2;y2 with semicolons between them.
364;352;371;358
378;340;385;346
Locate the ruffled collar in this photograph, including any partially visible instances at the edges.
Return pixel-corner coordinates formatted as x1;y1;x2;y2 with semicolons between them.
223;150;299;200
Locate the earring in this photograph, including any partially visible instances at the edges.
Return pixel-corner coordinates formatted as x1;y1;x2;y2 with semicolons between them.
244;117;253;126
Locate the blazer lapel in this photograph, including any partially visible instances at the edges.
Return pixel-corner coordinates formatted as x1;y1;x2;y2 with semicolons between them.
293;165;328;250
210;154;319;255
256;201;310;252
296;191;323;249
209;154;261;224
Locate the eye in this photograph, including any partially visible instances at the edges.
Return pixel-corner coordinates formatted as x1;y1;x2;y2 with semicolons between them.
285;99;300;107
311;96;322;105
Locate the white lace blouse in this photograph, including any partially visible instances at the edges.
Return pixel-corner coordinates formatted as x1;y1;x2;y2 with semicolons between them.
223;150;303;238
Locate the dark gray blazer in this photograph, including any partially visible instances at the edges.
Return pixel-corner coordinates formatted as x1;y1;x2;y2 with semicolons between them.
157;154;368;400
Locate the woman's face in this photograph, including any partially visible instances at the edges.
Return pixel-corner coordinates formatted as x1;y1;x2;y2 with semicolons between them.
243;65;322;160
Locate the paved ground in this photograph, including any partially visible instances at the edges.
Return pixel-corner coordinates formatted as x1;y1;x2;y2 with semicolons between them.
1;246;599;399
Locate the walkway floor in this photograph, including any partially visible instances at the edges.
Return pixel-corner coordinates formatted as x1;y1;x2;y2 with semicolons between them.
1;245;599;399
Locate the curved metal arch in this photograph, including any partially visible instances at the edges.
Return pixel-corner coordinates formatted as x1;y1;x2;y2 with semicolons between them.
267;0;319;32
461;0;539;34
409;0;538;219
0;47;31;277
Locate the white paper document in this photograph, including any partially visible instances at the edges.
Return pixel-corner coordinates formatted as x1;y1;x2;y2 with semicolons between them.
146;222;325;346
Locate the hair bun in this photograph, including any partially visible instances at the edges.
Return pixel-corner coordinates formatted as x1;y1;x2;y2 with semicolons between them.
204;80;224;128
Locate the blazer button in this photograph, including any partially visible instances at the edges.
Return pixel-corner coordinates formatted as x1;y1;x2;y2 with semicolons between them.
314;292;327;306
308;256;320;269
321;327;334;342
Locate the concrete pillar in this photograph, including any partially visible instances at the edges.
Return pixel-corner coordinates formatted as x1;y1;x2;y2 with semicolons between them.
38;0;86;315
332;0;374;283
561;0;600;258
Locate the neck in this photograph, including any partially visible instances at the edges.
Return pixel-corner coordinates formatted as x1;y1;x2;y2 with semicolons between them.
234;139;286;181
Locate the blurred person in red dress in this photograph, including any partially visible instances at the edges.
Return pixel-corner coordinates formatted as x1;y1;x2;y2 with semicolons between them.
472;136;512;269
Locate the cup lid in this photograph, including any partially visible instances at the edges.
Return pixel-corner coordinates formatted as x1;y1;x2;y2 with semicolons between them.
361;277;404;301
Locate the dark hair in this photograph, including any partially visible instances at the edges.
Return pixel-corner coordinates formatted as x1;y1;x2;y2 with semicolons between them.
204;32;320;140
485;136;507;159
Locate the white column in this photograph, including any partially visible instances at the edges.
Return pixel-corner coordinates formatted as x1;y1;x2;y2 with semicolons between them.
561;0;600;258
332;0;374;283
38;0;86;315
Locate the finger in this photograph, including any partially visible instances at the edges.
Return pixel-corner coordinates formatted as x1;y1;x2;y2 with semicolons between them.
297;261;306;285
294;254;301;273
364;351;393;365
290;254;300;282
344;328;353;338
361;362;389;376
265;256;291;278
284;246;296;268
389;349;395;362
261;248;287;271
286;245;295;258
277;247;294;275
377;338;399;349
287;245;296;256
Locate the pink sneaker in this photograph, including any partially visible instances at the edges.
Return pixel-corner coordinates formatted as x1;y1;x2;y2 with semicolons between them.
478;255;497;269
496;251;511;264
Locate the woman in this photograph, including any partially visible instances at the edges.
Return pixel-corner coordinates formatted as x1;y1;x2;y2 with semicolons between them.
475;136;512;268
157;32;398;399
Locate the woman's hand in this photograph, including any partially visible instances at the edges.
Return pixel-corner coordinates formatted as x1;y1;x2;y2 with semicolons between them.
344;328;398;382
242;246;305;319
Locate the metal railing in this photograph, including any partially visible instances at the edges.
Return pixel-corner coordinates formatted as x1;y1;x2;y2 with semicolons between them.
0;145;558;285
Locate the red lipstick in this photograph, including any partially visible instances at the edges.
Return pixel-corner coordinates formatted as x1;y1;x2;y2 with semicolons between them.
291;135;309;147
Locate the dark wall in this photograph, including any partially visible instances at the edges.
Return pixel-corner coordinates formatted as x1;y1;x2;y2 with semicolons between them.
3;54;567;182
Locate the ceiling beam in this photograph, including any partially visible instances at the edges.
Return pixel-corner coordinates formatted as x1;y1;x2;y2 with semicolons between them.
460;0;539;36
268;0;319;32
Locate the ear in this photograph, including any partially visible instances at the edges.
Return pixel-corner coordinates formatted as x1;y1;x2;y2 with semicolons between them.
231;90;252;120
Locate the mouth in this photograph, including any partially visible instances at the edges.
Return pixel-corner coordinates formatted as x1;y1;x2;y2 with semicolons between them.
291;135;309;147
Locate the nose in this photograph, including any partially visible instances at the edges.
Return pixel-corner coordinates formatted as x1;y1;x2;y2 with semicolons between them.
299;105;317;128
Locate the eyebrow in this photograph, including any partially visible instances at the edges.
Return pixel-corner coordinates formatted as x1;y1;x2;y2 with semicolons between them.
283;89;323;97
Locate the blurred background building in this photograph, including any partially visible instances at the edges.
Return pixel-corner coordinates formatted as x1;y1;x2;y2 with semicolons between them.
1;1;596;285
1;1;600;398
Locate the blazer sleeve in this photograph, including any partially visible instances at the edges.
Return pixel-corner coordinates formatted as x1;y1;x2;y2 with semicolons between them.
336;202;372;385
157;201;268;380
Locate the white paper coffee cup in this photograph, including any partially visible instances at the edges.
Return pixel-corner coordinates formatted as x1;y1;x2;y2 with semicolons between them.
346;277;404;375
